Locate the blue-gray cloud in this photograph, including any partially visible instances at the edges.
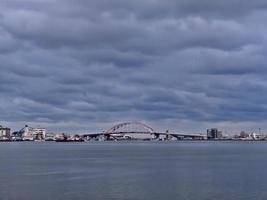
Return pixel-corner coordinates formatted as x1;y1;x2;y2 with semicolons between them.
0;0;267;133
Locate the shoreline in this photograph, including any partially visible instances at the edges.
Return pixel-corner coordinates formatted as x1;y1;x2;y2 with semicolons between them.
1;139;267;143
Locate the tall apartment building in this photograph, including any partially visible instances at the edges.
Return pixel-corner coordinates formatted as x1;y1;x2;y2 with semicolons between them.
0;125;11;139
207;128;223;140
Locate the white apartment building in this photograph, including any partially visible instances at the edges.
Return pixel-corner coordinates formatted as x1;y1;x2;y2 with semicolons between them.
21;125;46;140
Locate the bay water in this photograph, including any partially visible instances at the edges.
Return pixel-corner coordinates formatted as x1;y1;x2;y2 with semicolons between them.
0;141;267;200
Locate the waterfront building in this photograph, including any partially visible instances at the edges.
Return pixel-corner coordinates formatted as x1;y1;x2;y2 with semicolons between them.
207;128;223;140
0;125;11;140
20;125;46;140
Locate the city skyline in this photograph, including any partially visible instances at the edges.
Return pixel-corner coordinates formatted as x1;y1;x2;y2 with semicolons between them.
1;122;266;141
1;1;267;134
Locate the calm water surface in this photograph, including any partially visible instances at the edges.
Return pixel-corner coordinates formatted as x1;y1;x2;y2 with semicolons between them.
0;141;267;200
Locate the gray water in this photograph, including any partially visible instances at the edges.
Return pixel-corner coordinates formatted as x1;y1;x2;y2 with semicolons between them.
0;141;267;200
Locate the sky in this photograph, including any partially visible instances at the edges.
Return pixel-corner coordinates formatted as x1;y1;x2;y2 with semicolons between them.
1;0;267;134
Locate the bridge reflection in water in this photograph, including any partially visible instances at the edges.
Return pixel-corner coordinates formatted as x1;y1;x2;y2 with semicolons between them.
83;122;205;141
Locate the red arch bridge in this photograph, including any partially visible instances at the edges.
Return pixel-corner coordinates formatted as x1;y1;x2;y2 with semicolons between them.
83;122;205;140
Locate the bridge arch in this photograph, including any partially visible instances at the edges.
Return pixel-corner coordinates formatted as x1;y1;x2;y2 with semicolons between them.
106;122;155;134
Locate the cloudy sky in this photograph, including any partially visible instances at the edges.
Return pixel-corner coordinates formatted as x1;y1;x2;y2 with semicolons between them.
1;0;267;134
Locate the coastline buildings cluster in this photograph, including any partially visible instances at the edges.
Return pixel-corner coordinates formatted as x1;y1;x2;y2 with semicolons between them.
0;124;85;142
1;125;46;141
1;124;267;142
206;128;267;140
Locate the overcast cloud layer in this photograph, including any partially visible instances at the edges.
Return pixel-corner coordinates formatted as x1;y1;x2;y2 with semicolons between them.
1;0;267;134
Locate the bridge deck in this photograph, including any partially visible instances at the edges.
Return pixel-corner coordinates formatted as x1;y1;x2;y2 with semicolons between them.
83;132;205;138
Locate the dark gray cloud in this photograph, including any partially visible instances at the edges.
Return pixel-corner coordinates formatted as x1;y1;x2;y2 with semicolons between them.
0;0;267;133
